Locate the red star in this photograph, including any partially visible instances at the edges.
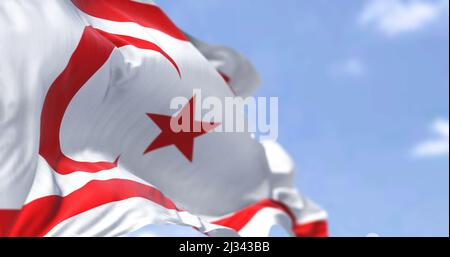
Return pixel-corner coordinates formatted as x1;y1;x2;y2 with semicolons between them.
144;96;220;162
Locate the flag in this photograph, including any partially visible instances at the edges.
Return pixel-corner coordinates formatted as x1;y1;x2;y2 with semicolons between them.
187;35;261;97
0;0;327;237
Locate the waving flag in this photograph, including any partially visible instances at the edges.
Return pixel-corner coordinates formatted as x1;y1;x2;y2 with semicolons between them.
0;0;327;237
187;35;261;97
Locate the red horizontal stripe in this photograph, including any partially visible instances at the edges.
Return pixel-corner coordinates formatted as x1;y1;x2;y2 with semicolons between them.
0;210;20;236
294;220;328;237
219;72;230;83
212;199;328;237
6;179;178;237
212;199;296;232
71;0;187;41
218;71;236;95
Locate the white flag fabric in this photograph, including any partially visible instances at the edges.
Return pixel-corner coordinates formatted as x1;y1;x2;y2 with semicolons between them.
187;35;261;97
0;0;327;237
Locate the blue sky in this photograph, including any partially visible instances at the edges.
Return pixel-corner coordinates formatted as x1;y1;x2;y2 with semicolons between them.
157;0;449;236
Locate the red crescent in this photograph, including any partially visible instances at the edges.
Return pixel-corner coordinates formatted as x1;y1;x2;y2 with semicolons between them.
40;26;181;175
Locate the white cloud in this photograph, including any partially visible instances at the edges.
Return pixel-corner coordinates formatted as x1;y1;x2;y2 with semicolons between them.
412;118;449;158
359;0;449;37
331;57;366;77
